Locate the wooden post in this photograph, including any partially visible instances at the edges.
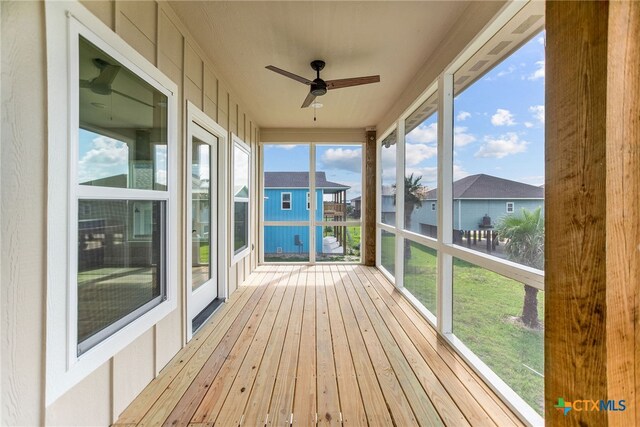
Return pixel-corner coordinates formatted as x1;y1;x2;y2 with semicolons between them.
364;130;376;266
546;2;639;425
486;230;491;254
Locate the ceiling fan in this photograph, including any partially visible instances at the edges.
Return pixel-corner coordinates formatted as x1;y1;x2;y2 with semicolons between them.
266;60;380;108
80;58;154;108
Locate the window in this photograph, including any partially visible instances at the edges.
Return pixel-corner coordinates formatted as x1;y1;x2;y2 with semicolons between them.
506;202;515;213
46;3;178;404
281;192;292;210
374;2;545;423
232;135;251;261
380;130;397;226
306;192;310;210
76;35;170;354
404;91;438;238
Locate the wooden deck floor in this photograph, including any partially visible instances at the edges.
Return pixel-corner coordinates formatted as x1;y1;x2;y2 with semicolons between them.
115;265;523;426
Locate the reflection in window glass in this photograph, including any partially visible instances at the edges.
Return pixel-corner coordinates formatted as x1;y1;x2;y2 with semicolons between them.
78;36;167;190
380;230;396;277
233;143;250;255
77;200;164;353
404;93;438;238
403;242;437;316
192;138;211;290
380;131;397;226
453;258;543;415
452;32;545;270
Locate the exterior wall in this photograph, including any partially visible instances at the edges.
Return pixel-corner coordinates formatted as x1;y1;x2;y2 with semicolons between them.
263;226;324;255
264;189;323;255
264;189;323;222
380;194;396;225
1;2;48;425
410;198;545;232
1;1;260;425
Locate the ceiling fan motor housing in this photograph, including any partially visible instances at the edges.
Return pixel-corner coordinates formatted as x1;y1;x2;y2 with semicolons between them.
311;79;327;96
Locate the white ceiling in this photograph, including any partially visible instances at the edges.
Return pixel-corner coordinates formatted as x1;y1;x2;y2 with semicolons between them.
169;1;472;129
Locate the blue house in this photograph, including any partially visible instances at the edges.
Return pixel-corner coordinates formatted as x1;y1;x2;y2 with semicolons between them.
408;174;545;239
264;172;350;257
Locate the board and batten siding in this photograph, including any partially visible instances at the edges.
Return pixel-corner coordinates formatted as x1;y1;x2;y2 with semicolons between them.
1;1;259;425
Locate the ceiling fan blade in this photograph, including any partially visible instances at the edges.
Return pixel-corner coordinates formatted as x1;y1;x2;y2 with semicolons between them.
326;75;380;90
266;65;313;85
111;89;155;108
93;64;121;87
301;92;316;108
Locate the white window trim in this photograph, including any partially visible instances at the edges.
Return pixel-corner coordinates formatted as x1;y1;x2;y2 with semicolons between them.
506;201;515;213
45;2;178;406
281;192;292;210
231;134;251;264
185;103;229;340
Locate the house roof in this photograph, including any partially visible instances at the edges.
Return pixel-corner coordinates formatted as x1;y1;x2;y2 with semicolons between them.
424;174;544;199
264;172;349;190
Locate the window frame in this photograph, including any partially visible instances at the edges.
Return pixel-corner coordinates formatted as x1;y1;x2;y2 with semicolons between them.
281;192;292;210
45;2;178;406
231;134;251;264
374;1;545;424
506;202;515;213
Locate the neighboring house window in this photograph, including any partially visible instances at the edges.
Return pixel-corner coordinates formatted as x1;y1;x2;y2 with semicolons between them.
431;202;436;211
232;135;251;261
306;192;310;210
506;202;515;213
281;192;292;210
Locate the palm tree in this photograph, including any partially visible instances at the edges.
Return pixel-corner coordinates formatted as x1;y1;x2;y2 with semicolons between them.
393;174;424;259
495;207;544;328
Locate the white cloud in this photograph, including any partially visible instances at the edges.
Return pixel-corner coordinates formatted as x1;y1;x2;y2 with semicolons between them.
528;60;545;80
406;122;437;144
271;144;297;150
519;175;545;186
529;105;545;124
320;148;362;173
491;109;516;126
405;143;437;167
537;36;545;46
78;136;128;183
453;164;470;181
454;126;476;147
475;133;528;159
404;166;437;187
524;122;534;128
456;111;471;121
497;65;516;78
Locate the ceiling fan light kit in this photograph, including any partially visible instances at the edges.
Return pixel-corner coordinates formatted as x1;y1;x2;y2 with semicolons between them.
265;59;380;113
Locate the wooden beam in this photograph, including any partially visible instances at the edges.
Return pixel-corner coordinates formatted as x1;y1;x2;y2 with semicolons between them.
546;1;609;424
364;130;377;266
546;1;639;424
606;2;639;425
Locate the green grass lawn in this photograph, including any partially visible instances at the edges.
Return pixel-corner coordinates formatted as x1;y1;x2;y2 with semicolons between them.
381;234;544;415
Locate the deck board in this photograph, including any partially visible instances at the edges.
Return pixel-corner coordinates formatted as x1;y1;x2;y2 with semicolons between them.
114;265;525;427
